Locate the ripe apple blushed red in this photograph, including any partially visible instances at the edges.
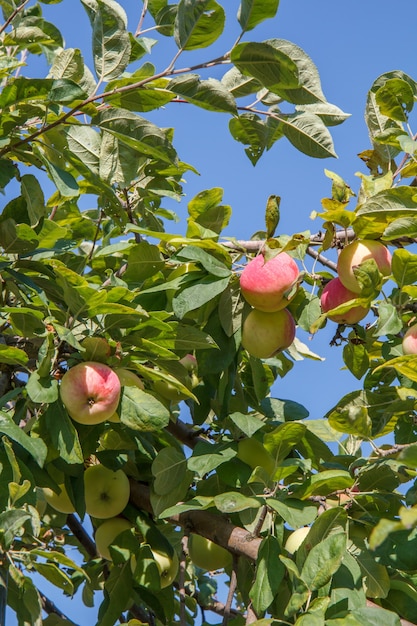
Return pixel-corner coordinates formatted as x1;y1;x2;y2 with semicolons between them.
337;240;391;293
240;252;299;312
402;324;417;355
60;361;121;425
320;277;370;324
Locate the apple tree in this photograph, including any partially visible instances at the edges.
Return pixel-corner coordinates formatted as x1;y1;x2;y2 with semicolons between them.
1;1;417;625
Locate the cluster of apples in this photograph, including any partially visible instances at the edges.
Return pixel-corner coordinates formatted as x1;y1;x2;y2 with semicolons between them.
320;239;392;325
239;251;299;359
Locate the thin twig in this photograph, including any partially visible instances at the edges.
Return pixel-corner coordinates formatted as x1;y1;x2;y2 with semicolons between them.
222;555;238;626
0;0;30;36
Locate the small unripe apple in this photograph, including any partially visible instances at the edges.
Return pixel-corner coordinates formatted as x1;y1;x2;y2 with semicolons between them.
320;277;370;324
60;361;121;425
237;437;275;476
337;240;391;293
240;252;299;312
84;464;130;519
402;324;417;355
42;484;75;514
95;517;134;560
188;534;232;571
131;548;179;588
114;367;144;390
284;526;310;554
241;308;296;359
81;337;111;362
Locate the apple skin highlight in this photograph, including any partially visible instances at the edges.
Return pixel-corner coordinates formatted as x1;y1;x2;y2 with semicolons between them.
337;240;391;293
241;308;296;359
240;252;299;312
320;277;370;324
403;324;417;355
60;361;121;425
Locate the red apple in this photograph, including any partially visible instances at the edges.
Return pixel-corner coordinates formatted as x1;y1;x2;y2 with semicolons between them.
320;277;370;324
337;240;391;293
60;361;121;425
241;308;296;359
403;324;417;355
240;252;299;312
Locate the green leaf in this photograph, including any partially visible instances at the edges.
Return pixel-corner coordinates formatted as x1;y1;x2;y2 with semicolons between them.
26;371;59;404
93;107;177;164
292;470;354;499
0;509;31;548
168;74;237;113
250;536;284;613
120;386;170;431
228;412;265;438
354;186;417;238
355;549;390;598
374;301;403;336
237;0;280;32
231;41;299;92
281;112;337;158
97;561;133;626
392;248;417;287
33;562;73;594
0;412;47;467
21;174;46;226
187;441;236;477
0;344;28;366
81;0;131;81
343;342;369;380
173;275;231;318
175;0;225;50
213;491;260;513
374;354;417;383
375;78;414;122
268;498;318;528
40;402;84;465
263;422;307;465
152;447;187;496
264;38;326;104
66;125;101;175
123;241;164;283
301;532;346;590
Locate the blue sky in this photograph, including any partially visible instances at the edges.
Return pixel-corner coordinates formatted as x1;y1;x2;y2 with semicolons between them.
5;0;417;623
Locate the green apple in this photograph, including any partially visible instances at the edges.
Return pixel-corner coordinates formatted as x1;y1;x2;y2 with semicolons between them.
241;308;296;359
114;367;144;389
60;361;121;425
284;526;310;554
84;464;130;519
153;548;179;588
81;337;111;362
237;437;275;476
95;517;134;560
42;483;76;515
131;547;179;588
188;533;232;571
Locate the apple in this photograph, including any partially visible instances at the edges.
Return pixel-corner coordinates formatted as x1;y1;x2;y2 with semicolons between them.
403;324;417;355
320;277;370;324
153;548;179;588
114;367;144;390
284;526;311;554
131;548;179;588
188;534;232;571
240;252;299;312
95;517;134;560
84;464;130;519
81;337;111;362
337;240;391;293
241;308;296;359
42;484;75;514
237;437;275;476
60;361;121;425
